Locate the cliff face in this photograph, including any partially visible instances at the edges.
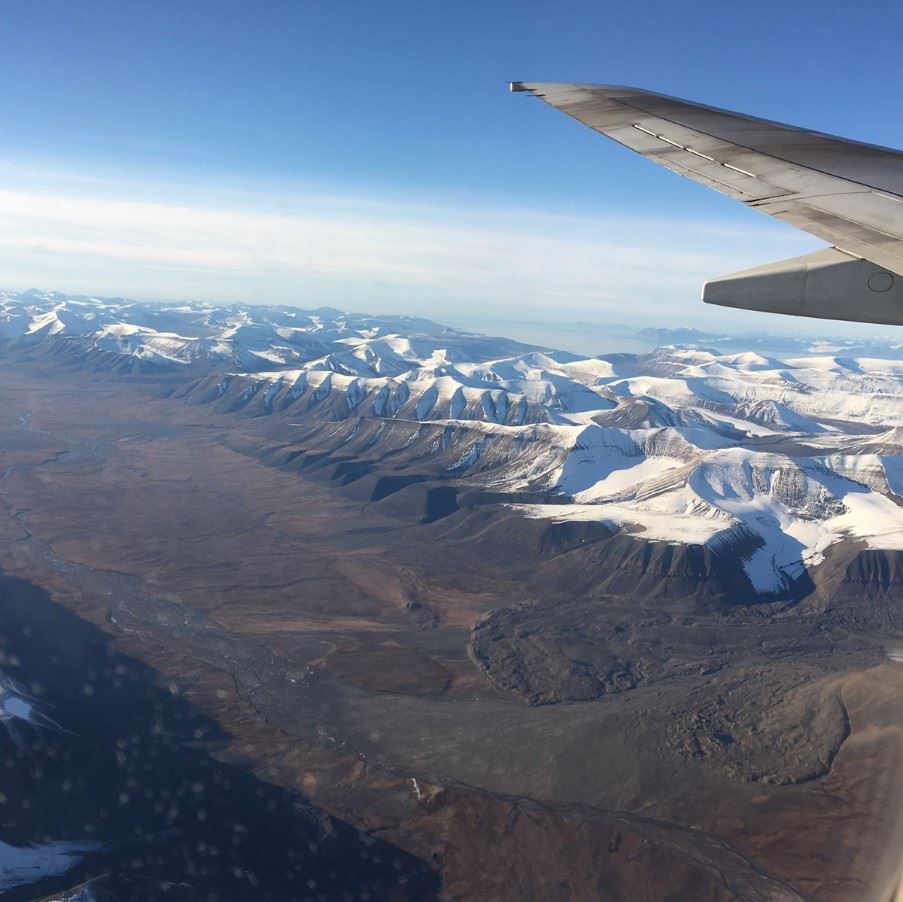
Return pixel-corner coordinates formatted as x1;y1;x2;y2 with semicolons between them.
839;548;903;593
532;529;766;605
800;546;903;629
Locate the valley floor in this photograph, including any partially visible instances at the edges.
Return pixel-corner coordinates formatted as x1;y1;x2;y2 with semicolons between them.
1;357;902;900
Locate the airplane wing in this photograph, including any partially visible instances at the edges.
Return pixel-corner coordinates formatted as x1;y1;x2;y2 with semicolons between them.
511;82;903;326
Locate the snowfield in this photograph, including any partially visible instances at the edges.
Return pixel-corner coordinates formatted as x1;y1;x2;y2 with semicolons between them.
7;289;903;594
0;839;102;892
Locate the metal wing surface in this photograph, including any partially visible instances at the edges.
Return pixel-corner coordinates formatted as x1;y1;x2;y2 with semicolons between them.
511;82;903;325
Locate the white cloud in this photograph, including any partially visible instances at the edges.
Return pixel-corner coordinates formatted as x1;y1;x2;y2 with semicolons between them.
0;172;824;328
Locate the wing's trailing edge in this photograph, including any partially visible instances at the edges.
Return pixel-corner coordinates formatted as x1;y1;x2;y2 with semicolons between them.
511;81;903;326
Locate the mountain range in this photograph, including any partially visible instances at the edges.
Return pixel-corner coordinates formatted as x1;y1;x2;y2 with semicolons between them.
5;288;903;598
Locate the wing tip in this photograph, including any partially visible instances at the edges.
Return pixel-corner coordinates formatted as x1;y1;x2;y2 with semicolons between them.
508;81;639;98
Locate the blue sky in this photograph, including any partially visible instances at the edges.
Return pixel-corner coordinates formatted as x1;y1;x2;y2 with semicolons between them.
2;0;902;337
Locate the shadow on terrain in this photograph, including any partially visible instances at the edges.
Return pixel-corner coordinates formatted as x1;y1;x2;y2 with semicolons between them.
0;571;438;902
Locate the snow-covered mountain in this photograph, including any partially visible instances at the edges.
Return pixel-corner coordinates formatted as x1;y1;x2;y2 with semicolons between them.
7;289;903;596
0;289;534;370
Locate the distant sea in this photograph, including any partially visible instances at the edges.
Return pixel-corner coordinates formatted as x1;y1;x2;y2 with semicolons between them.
441;315;654;356
445;314;903;361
